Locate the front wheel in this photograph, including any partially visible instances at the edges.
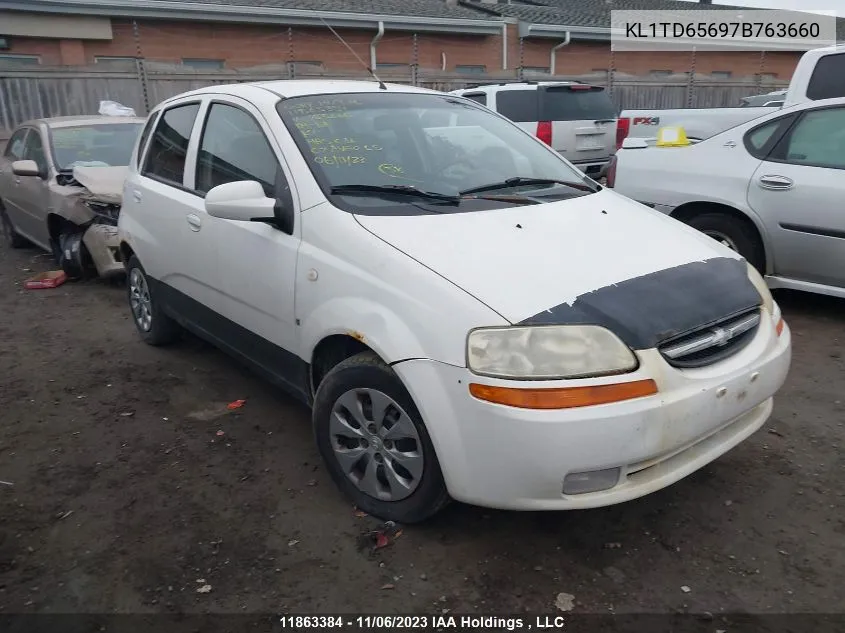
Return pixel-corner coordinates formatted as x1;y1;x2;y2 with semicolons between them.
685;212;765;273
313;352;450;523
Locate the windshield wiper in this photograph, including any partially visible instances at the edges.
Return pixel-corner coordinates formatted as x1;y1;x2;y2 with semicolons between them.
331;184;459;204
460;177;596;196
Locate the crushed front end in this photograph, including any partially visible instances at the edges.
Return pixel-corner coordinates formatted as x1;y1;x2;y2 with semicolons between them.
53;166;127;278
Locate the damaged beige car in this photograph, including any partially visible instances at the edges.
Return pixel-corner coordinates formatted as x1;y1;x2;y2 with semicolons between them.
0;115;144;278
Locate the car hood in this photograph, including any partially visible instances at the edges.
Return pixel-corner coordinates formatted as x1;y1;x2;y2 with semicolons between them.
354;189;762;349
71;166;127;204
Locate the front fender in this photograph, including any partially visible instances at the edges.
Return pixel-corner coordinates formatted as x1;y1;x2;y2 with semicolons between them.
298;296;429;366
296;204;509;368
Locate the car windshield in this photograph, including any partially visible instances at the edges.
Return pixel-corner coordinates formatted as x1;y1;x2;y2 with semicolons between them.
51;123;143;170
276;92;596;214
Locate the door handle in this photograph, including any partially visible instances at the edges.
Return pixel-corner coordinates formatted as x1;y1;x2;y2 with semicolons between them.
759;175;794;190
14;178;21;185
186;213;202;231
132;190;142;203
723;140;737;148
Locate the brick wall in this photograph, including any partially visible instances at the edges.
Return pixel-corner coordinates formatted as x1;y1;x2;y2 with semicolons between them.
2;16;803;78
4;37;63;65
519;38;800;78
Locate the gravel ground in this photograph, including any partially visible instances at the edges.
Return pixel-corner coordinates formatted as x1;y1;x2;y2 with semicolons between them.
0;241;843;629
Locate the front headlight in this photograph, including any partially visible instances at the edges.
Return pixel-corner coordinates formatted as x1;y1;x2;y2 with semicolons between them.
467;325;638;380
746;262;773;314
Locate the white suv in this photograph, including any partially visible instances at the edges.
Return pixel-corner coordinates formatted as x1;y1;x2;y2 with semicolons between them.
450;81;618;178
118;80;790;523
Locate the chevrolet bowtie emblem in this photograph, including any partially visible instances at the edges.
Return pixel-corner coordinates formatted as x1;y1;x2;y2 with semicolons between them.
710;326;732;347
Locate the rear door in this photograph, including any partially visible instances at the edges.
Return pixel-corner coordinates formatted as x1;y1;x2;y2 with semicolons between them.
540;85;617;167
128;99;225;316
747;104;845;288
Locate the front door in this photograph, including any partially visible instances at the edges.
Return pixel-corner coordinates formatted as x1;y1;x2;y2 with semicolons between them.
192;97;303;392
16;127;51;248
747;105;845;289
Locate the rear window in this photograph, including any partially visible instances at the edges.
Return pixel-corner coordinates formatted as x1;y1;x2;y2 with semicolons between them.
496;90;539;122
806;53;845;101
541;86;617;121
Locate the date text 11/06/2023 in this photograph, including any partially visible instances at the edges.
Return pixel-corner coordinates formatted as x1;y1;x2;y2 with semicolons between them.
278;615;569;630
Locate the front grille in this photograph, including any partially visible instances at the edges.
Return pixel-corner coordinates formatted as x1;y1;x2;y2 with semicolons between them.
659;308;761;369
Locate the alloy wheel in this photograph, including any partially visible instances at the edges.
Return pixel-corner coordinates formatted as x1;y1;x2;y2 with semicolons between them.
129;268;153;332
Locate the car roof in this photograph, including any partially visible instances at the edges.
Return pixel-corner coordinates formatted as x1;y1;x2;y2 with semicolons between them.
19;115;146;129
453;81;579;93
159;79;438;107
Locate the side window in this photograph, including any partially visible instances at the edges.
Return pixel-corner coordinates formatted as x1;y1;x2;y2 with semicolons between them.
22;130;47;174
143;103;200;186
4;129;28;160
135;112;159;168
743;118;787;158
772;107;845;170
805;53;845;101
195;102;280;196
463;93;487;106
496;90;539;123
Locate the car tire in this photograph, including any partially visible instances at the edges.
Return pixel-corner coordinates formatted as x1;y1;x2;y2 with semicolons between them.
685;212;765;273
125;255;181;346
0;203;28;249
313;351;450;523
56;230;94;280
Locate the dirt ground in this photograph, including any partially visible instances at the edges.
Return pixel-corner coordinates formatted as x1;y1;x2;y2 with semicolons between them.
1;241;844;626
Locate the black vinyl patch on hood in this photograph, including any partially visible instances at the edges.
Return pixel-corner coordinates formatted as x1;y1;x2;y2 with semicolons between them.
519;257;762;350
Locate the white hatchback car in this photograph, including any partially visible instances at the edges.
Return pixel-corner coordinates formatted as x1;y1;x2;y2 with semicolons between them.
118;80;791;522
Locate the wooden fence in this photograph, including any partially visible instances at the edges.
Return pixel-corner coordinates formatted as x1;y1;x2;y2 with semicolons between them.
0;60;789;132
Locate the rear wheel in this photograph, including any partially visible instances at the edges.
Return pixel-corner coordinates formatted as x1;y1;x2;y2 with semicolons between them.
313;352;450;523
126;255;181;346
685;212;765;273
0;203;28;249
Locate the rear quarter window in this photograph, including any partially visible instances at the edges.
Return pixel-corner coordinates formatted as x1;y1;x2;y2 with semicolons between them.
495;90;539;122
541;86;617;121
806;53;845;101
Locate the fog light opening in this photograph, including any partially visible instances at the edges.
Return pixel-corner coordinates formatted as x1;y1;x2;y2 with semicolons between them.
562;467;621;495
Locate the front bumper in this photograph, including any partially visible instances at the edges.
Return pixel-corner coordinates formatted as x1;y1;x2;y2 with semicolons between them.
393;316;791;511
82;224;124;277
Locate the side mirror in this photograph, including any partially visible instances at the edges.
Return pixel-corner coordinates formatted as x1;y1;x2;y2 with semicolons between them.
204;180;276;223
12;160;41;178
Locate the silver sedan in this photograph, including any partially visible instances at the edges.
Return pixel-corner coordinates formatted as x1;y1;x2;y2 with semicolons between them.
0;115;144;277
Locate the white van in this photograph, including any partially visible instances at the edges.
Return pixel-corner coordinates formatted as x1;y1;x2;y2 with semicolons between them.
118;80;791;522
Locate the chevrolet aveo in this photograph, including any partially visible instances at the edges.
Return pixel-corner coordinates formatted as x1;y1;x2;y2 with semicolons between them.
117;80;792;523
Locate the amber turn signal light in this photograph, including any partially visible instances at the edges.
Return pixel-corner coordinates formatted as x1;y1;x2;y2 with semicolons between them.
468;379;658;410
776;318;785;337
